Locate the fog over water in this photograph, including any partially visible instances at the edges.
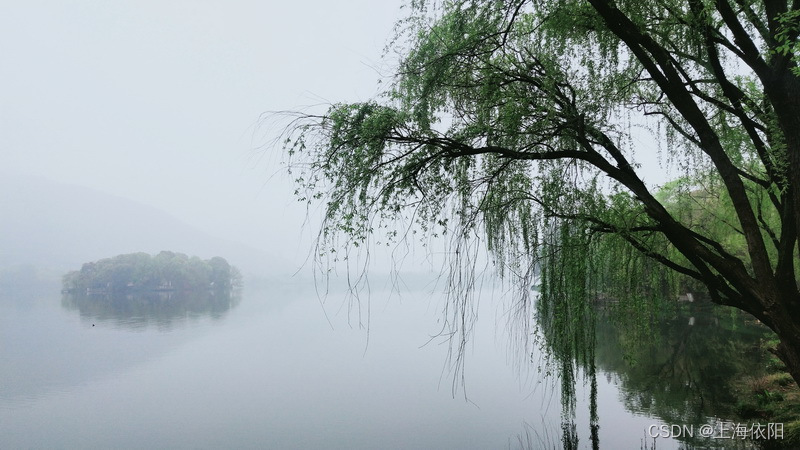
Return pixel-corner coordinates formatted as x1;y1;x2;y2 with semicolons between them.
1;282;696;449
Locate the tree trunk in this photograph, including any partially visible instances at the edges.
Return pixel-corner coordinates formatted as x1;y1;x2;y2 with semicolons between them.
775;339;800;388
768;313;800;388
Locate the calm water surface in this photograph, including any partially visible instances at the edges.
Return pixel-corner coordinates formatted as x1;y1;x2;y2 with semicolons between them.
0;281;765;449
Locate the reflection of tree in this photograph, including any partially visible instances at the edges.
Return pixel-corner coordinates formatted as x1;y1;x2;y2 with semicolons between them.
594;304;771;444
535;299;771;448
61;289;242;330
535;282;599;450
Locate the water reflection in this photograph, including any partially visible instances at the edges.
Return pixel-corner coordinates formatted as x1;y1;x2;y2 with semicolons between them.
531;298;773;449
0;287;242;404
595;304;770;426
2;277;780;449
591;303;769;449
61;288;242;330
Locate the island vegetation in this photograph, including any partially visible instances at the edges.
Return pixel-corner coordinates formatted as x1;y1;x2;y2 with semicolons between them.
62;251;242;295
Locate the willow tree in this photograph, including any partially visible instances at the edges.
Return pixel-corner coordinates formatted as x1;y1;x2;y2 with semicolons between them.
282;0;800;386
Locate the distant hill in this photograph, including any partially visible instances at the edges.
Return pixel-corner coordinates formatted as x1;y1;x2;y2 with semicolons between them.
0;173;291;284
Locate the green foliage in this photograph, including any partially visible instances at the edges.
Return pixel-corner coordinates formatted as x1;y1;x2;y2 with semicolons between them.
281;0;800;423
62;252;240;294
775;9;800;76
285;0;798;306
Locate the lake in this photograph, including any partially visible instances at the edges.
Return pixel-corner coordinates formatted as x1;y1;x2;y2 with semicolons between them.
0;278;770;449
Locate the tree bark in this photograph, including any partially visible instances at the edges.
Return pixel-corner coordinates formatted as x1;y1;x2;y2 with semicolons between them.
775;337;800;388
764;300;800;387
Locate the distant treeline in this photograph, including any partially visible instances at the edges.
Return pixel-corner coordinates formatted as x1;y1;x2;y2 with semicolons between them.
63;251;242;294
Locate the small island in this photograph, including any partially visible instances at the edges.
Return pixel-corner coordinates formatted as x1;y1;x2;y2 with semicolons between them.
62;251;242;295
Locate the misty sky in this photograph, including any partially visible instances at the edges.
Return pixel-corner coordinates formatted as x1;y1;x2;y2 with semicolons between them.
1;1;679;272
1;1;402;263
